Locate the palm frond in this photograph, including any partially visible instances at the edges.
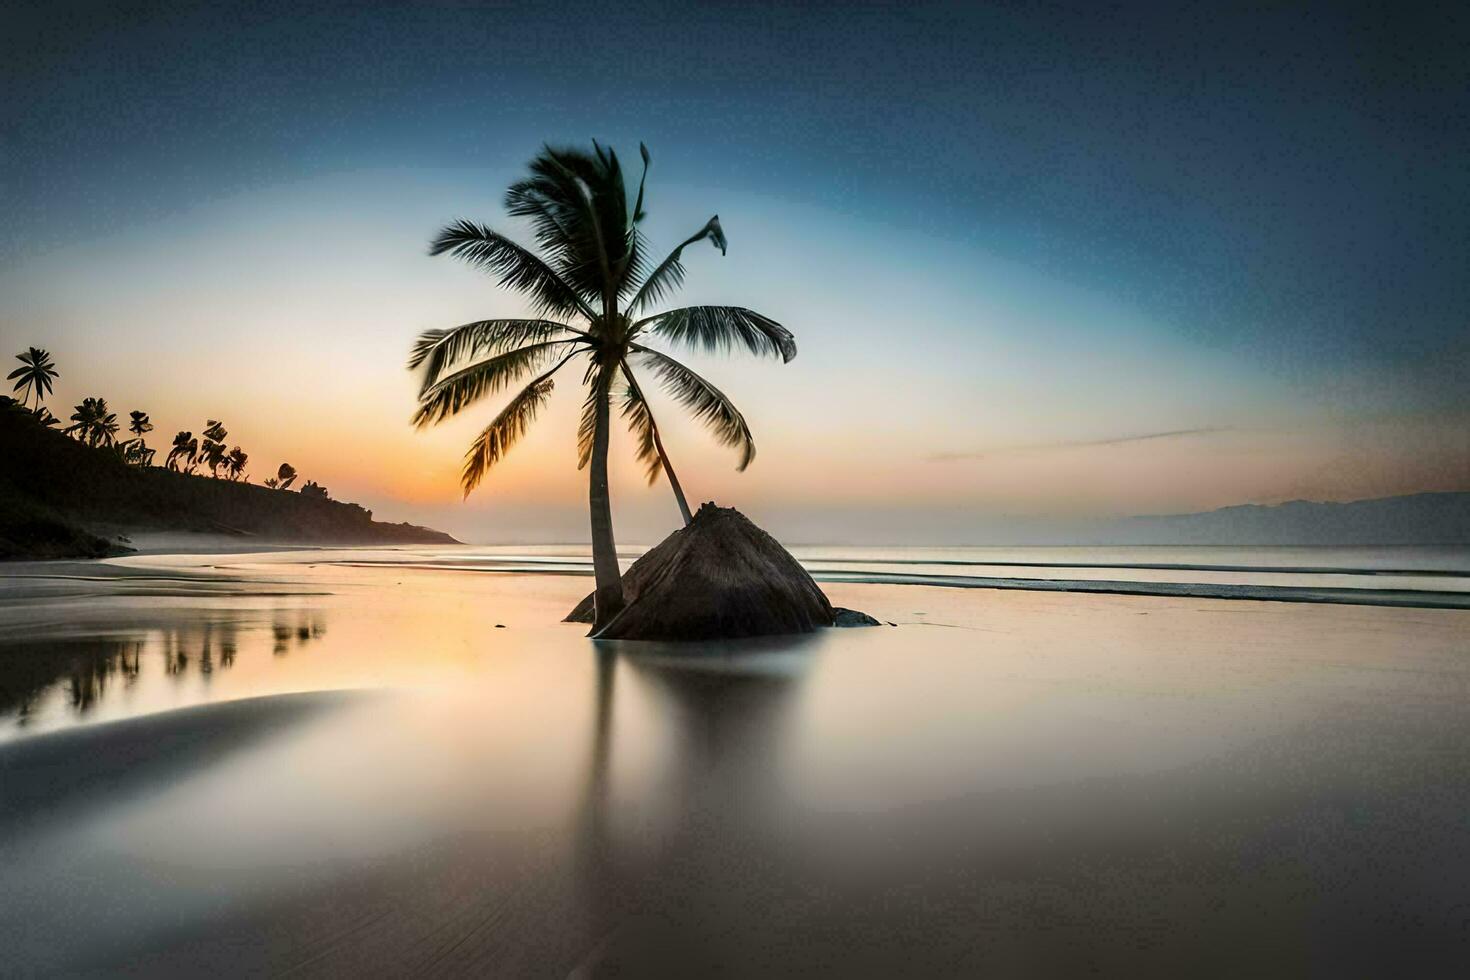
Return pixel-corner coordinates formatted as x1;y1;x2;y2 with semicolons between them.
632;347;755;470
460;375;557;497
408;318;582;393
429;219;595;320
575;386;597;470
626;215;726;315
506;143;642;306
635;306;796;363
412;340;579;429
619;361;663;485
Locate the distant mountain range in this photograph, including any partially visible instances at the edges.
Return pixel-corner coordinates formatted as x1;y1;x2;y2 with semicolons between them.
1117;492;1470;546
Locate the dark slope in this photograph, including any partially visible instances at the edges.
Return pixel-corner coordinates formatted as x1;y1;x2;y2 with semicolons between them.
0;400;455;558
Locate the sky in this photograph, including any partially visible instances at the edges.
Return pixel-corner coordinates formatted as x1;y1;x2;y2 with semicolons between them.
2;1;1467;544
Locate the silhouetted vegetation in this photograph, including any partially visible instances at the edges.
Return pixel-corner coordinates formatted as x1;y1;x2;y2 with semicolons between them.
226;446;249;481
409;141;796;628
264;462;297;490
0;397;455;558
64;396;119;447
200;419;229;477
167;430;199;472
8;347;58;412
2;346;448;557
123;410;155;466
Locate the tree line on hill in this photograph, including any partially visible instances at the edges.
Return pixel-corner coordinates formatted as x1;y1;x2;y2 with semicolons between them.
9;346;329;499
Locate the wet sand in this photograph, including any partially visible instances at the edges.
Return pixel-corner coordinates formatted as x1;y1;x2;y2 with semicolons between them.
1;549;1468;976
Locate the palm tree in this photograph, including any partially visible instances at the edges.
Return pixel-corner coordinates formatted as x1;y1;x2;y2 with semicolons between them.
8;347;59;412
226;447;248;481
64;397;120;447
166;431;199;472
201;439;228;478
276;462;297;490
125;410;155;466
200;420;228;477
408;142;796;629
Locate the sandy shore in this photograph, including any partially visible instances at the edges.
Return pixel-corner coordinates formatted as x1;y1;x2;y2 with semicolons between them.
2;549;1468;975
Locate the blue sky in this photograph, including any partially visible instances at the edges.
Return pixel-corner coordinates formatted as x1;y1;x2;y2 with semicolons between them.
2;1;1466;542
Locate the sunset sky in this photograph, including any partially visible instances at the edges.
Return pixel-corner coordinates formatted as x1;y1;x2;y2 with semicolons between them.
3;2;1466;543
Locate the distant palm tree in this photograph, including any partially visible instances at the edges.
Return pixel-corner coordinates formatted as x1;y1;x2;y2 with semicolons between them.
276;462;297;490
64;397;120;447
125;410;155;466
200;420;228;477
202;439;228;478
408;142;795;628
8;347;59;412
167;431;199;472
226;447;248;481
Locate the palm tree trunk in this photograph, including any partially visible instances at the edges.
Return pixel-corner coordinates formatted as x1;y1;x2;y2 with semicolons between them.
588;368;625;632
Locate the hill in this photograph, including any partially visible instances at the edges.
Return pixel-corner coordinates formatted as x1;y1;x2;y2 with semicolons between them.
1121;492;1470;545
0;399;456;559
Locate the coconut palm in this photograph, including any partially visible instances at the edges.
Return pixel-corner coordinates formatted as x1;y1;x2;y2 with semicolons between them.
124;410;155;466
276;462;298;490
8;347;59;412
166;431;198;472
408;142;795;629
226;447;249;481
64;397;120;447
200;420;228;477
201;439;229;478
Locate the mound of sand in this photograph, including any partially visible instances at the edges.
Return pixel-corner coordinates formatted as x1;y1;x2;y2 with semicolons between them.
566;503;869;641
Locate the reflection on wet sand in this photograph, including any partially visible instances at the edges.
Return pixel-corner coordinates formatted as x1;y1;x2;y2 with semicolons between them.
0;610;327;726
575;643;821;975
1;557;1467;976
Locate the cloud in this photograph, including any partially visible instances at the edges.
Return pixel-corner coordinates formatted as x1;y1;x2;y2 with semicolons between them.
929;427;1232;462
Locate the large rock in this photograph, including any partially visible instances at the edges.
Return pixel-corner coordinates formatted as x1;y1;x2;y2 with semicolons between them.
566;503;849;641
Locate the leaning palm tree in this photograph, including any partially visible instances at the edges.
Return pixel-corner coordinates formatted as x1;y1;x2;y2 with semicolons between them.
166;431;198;472
199;420;228;477
8;347;59;412
408;142;795;629
226;447;249;481
201;439;228;478
275;462;298;490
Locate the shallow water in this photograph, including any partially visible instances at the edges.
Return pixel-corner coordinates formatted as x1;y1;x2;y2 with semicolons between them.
331;542;1470;606
1;550;1469;975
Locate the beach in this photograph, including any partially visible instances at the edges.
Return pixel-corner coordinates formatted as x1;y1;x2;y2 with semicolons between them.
2;545;1469;976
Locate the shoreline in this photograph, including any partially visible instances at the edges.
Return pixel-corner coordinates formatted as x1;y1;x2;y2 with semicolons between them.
3;540;1468;612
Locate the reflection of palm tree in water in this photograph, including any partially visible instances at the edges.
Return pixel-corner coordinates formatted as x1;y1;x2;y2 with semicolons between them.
2;637;144;719
2;613;327;722
65;639;143;712
573;644;808;974
272;616;325;656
